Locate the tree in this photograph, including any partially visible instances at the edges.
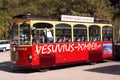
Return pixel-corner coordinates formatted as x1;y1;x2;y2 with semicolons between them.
87;0;114;21
110;0;120;43
0;0;119;40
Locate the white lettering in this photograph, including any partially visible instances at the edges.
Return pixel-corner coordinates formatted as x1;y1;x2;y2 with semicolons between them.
35;43;101;54
36;45;41;54
42;45;47;54
70;43;75;52
47;44;52;53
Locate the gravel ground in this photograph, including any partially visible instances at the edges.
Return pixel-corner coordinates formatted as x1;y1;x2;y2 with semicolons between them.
0;51;120;80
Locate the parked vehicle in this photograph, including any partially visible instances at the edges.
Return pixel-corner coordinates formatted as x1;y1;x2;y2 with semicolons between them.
0;40;10;52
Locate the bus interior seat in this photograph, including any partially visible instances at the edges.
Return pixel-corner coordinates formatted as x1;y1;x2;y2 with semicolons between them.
58;37;63;42
77;38;81;42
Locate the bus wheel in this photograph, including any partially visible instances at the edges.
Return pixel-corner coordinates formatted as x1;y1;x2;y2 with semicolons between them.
38;68;49;72
2;48;6;52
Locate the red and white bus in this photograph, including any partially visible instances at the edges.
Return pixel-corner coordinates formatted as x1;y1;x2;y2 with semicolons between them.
10;14;114;70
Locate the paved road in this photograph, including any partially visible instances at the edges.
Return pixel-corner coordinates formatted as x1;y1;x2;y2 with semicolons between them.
0;51;120;80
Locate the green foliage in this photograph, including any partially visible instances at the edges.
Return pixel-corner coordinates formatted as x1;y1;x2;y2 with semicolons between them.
0;0;120;39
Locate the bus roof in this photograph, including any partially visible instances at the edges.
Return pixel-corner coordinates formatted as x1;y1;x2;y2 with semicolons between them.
12;14;110;24
13;14;59;21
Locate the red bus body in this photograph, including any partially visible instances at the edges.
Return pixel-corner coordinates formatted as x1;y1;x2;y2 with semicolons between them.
10;14;114;70
11;42;113;69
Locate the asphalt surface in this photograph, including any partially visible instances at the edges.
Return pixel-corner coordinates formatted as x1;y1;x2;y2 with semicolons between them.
0;51;120;80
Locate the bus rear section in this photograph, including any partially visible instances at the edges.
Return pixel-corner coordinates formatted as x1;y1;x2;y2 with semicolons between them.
88;42;113;62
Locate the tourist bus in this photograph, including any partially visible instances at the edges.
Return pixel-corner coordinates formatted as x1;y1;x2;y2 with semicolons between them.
10;14;113;70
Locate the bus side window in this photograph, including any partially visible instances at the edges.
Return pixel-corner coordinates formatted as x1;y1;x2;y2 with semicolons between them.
44;28;53;43
74;24;87;42
89;25;100;42
32;30;42;44
102;26;113;41
55;23;71;43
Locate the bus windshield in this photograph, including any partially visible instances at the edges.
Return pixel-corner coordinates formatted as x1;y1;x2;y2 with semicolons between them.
20;23;31;45
11;23;19;45
11;22;31;45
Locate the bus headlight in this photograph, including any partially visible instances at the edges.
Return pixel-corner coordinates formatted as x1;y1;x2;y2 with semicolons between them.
28;55;32;62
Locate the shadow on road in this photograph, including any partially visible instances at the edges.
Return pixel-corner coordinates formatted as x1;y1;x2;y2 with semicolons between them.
0;61;11;71
84;65;120;75
0;61;38;74
0;61;89;73
0;61;119;75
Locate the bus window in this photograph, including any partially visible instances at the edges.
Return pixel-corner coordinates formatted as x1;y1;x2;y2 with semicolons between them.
32;30;43;43
56;24;71;43
102;26;113;41
33;23;53;43
74;24;87;42
20;23;31;45
11;23;19;45
89;25;101;41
